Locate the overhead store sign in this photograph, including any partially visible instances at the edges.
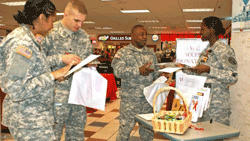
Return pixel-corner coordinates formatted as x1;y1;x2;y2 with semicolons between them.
98;34;131;41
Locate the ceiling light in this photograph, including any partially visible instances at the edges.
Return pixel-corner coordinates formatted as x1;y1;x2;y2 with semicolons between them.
110;31;125;33
120;10;150;13
0;24;6;26
186;20;202;22
188;27;201;29
95;27;113;29
56;13;64;16
102;27;113;29
182;8;214;12
148;26;167;29
138;20;159;23
1;1;26;6
83;21;95;24
0;16;2;18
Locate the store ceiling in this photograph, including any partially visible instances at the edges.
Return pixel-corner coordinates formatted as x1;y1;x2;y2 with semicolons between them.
0;0;232;36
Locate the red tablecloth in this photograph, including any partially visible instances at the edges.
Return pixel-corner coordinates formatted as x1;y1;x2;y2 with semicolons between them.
100;73;117;100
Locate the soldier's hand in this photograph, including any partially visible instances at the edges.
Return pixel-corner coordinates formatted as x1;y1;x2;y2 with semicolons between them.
190;64;210;74
62;54;81;65
51;62;74;81
175;63;185;68
139;62;155;76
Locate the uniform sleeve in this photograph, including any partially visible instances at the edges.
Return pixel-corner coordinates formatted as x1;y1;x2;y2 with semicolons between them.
152;52;160;80
43;34;63;68
209;46;238;84
0;45;55;102
111;50;140;79
79;37;93;59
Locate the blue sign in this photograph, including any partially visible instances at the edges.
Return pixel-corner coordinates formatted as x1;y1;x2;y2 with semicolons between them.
243;0;249;5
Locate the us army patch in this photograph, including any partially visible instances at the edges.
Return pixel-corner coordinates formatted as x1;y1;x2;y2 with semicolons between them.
16;46;32;59
228;57;237;65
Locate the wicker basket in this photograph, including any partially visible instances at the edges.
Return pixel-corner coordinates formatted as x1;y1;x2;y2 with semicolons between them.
152;86;192;134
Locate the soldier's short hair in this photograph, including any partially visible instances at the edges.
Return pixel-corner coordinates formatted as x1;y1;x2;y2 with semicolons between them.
65;0;88;15
131;24;145;34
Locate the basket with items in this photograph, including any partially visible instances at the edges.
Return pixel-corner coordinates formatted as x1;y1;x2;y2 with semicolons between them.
152;86;192;134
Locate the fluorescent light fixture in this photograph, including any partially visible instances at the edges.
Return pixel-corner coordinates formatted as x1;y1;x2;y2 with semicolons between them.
182;8;214;12
188;27;201;29
56;13;64;16
0;24;6;26
95;27;113;29
186;20;202;22
102;27;113;29
148;27;167;29
120;10;150;13
110;31;125;33
138;20;159;23
1;1;26;6
83;21;95;24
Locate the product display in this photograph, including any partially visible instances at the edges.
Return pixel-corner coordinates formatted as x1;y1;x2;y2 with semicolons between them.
152;87;192;134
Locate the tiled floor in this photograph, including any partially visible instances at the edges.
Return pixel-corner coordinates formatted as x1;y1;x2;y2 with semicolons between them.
2;93;169;141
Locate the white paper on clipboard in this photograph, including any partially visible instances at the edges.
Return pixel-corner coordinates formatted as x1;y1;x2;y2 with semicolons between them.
158;67;182;73
65;54;100;77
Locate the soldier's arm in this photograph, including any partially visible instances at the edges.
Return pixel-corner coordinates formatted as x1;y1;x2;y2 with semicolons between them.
111;50;140;79
0;44;55;102
43;34;64;68
208;47;238;84
152;52;160;80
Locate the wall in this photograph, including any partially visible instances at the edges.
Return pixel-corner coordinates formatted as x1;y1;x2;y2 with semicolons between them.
229;0;250;140
230;32;250;141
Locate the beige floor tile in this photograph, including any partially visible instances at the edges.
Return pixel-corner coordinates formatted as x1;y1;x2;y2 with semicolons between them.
84;126;103;132
107;131;118;141
96;112;119;123
90;123;119;140
86;117;99;125
109;118;119;124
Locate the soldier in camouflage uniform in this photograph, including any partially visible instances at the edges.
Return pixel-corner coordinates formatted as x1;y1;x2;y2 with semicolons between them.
0;0;73;140
181;16;238;126
112;25;159;141
43;0;92;140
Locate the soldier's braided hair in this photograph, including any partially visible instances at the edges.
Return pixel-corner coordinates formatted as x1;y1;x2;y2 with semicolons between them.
203;16;225;36
13;0;56;27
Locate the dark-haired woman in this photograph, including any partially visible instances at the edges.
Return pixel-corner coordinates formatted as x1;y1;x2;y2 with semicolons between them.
0;0;74;140
178;16;238;126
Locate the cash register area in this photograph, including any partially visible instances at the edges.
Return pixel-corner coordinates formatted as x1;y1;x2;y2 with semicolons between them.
2;89;169;141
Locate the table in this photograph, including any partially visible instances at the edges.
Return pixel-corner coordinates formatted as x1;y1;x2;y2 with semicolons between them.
135;115;240;141
100;73;117;100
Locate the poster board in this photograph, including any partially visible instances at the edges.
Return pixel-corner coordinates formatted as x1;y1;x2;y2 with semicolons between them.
175;38;228;106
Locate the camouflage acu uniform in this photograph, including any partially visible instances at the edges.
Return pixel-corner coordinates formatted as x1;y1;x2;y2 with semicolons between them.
111;43;159;141
43;20;93;141
0;25;56;140
186;40;238;125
